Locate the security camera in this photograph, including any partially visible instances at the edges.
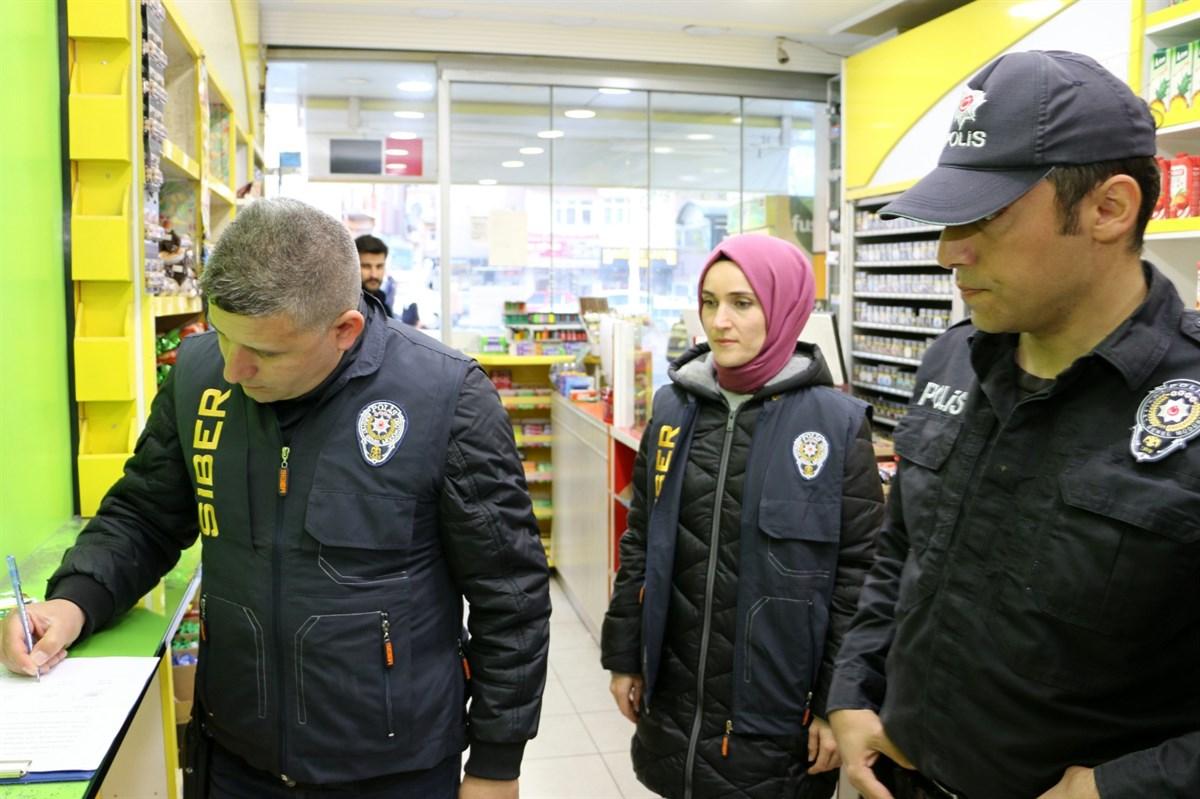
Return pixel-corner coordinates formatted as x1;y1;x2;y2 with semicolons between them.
775;37;790;65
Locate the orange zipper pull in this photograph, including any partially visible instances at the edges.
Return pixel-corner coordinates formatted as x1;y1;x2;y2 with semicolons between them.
381;613;394;668
459;639;472;680
638;585;645;605
278;446;290;497
199;595;207;641
802;691;813;726
721;720;732;757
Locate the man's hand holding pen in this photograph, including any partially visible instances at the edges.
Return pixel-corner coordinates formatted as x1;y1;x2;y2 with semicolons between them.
0;599;85;678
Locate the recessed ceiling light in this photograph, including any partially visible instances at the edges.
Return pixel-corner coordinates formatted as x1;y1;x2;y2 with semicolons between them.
682;24;729;36
564;109;596;119
396;81;433;93
653;146;674;154
730;116;743;124
537;129;564;139
393;110;425;119
389;131;419;140
385;148;409;156
686;133;714;141
343;78;369;86
598;87;630;95
478;179;498;185
501;160;525;168
413;7;456;18
519;146;545;155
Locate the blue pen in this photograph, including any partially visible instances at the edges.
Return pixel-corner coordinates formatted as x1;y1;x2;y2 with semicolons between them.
6;555;39;681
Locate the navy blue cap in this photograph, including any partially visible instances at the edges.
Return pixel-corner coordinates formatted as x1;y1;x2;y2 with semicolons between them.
880;50;1157;226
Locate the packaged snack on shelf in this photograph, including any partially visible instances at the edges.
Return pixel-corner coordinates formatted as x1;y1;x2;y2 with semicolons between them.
1153;156;1172;219
1171;43;1193;112
1150;47;1171;116
1169;152;1200;218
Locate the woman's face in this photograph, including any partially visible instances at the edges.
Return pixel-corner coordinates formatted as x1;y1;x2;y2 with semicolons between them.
700;259;767;369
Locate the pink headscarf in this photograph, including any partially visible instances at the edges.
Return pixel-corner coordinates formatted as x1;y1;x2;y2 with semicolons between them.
696;234;815;394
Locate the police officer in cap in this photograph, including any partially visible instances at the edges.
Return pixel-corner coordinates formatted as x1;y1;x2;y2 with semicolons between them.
828;50;1200;799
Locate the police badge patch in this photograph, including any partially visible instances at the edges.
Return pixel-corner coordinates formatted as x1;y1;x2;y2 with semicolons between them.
357;400;407;467
793;432;829;480
1130;379;1200;463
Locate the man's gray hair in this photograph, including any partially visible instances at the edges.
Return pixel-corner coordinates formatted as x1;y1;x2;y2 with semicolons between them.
200;198;361;330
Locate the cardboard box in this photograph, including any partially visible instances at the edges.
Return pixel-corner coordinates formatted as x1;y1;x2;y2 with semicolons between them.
1169;153;1200;218
1193;40;1200;108
1171;43;1193;111
1150;47;1172;114
1153;156;1172;219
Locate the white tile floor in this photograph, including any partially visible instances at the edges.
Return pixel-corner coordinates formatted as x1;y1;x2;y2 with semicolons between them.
515;575;658;799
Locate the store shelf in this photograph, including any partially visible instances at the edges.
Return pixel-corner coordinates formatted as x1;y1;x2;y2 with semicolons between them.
533;505;554;521
473;354;575;366
853;225;943;237
501;395;553;410
161;139;200;181
852;350;924;367
852;381;914;399
525;472;553;484
150;294;203;317
208;180;237;206
873;416;900;428
854;260;942;268
855;292;953;301
853;321;947;335
611;426;642;450
1145;1;1200;40
1146;217;1200;239
507;323;587;331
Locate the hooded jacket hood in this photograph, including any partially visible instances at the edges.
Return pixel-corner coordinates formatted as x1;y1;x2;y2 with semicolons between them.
668;341;834;403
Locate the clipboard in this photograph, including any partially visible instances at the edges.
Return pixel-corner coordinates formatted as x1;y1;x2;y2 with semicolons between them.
0;762;94;784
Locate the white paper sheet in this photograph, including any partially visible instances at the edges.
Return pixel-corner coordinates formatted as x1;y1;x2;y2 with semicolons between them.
0;656;159;774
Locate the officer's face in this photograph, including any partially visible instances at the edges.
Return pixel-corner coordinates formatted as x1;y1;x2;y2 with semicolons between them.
938;180;1090;335
360;252;386;291
208;305;364;403
700;259;767;369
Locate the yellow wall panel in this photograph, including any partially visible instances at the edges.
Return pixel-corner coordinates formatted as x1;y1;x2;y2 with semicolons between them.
67;0;130;41
75;337;136;401
844;0;1075;191
69;92;132;161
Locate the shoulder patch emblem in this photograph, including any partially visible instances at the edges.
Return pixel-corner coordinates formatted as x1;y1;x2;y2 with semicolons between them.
357;400;407;467
1131;379;1200;463
793;432;829;481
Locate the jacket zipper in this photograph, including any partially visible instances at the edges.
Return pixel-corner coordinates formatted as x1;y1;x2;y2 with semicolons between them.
381;611;395;738
803;600;817;726
278;446;290;497
199;594;207;641
273;422;291;784
458;636;472;681
721;719;732;758
683;404;740;799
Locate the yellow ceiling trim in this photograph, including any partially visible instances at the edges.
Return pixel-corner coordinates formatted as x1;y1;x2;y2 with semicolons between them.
844;0;1076;191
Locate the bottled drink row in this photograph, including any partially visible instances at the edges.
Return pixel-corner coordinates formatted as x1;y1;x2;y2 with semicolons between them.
852;363;917;393
855;211;942;233
856;239;939;264
854;302;952;330
854;272;953;295
852;333;935;362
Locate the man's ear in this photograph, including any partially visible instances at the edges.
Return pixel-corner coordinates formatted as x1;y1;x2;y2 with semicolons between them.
1089;174;1140;246
331;310;365;351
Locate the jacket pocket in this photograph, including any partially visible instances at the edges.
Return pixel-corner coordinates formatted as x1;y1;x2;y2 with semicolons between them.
1034;454;1200;635
305;489;415;585
739;595;827;733
759;497;839;578
892;410;962;587
197;594;269;738
291;604;411;759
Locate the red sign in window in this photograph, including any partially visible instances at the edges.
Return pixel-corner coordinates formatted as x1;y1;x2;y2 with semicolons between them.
383;137;423;177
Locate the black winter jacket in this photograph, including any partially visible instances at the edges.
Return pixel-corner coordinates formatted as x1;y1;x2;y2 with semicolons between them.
48;302;550;784
602;343;884;798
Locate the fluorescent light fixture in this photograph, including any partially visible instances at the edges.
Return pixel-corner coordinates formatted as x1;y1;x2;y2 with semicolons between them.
564;109;596;119
653;146;674;154
686;133;714;141
730;117;743;124
537;129;565;139
519;146;545;155
598;87;630;95
389;131;419;140
384;148;409;156
392;110;425;119
478;179;498;185
501;160;525;168
1009;0;1064;18
396;81;433;93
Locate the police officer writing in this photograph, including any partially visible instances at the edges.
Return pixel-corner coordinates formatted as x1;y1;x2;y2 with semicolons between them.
602;234;884;798
827;51;1200;799
0;198;551;799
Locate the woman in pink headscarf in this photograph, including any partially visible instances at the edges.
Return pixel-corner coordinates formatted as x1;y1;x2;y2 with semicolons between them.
601;234;884;799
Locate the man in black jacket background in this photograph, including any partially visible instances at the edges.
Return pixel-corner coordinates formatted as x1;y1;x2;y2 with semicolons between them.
829;51;1200;799
1;198;551;799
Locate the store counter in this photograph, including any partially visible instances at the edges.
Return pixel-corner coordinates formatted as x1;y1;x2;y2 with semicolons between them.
1;521;200;799
551;395;644;638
